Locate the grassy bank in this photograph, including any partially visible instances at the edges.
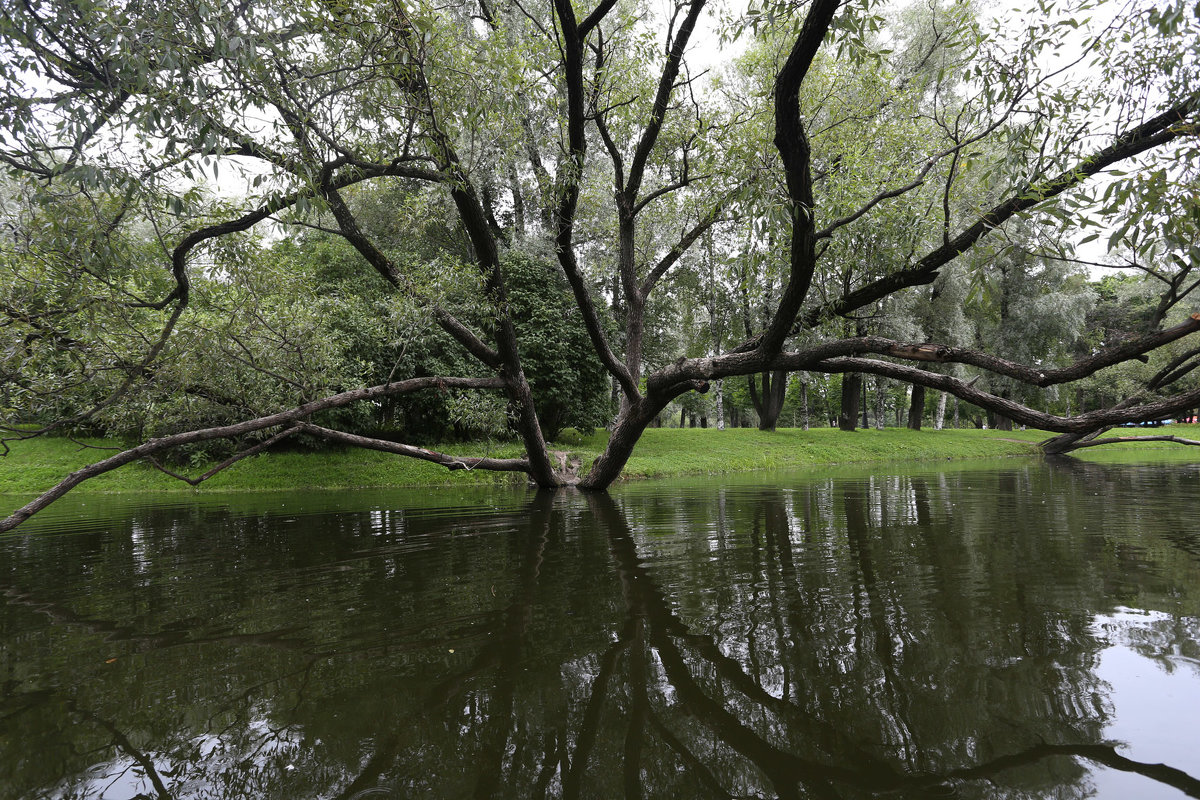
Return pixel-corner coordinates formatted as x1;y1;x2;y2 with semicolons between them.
2;425;1197;508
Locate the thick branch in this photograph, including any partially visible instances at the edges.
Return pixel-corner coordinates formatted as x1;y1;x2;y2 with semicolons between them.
848;317;1200;387
0;376;507;533
733;97;1200;353
812;99;1199;328
145;425;302;486
552;0;638;400
814;356;1200;434
1057;434;1200;450
624;0;707;203
323;186;502;368
759;0;842;355
299;424;531;472
1149;344;1200;390
639;204;723;296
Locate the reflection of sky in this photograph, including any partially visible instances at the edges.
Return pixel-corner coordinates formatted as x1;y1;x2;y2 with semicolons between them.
46;713;305;800
1089;608;1200;800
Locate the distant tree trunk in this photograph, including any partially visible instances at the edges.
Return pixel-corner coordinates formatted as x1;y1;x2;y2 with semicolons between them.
861;380;870;429
839;373;861;431
749;370;788;432
934;391;947;430
991;392;1014;431
704;232;726;433
800;378;810;430
508;163;525;239
874;377;885;430
680;407;686;428
908;384;926;430
715;379;725;430
700;414;708;428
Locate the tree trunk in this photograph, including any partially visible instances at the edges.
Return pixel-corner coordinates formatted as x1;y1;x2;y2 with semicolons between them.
908;384;926;430
874;377;885;430
508;163;525;240
861;380;870;429
622;289;645;419
715;379;725;430
991;397;1014;430
749;369;788;432
934;391;947;430
839;373;861;431
800;378;810;430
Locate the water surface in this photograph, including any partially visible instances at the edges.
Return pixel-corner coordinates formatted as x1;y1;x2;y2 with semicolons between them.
1;458;1198;799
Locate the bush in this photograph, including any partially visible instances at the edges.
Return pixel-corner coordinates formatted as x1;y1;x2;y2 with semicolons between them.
554;427;585;446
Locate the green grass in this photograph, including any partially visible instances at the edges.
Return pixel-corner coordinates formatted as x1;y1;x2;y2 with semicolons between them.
0;435;527;500
573;425;1048;480
3;424;1198;513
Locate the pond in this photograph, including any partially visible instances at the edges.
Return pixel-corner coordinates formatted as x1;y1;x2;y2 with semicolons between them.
1;457;1199;799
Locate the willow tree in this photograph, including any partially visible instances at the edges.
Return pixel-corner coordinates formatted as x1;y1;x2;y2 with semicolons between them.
1;0;1199;530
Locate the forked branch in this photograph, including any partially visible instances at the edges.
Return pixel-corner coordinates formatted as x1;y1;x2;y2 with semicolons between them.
0;376;508;533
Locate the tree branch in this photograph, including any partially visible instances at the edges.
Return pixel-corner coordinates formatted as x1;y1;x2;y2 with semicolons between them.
759;0;842;356
551;0;639;400
640;204;724;297
624;0;707;202
0;376;508;533
852;317;1200;387
1056;434;1200;450
812;98;1200;328
298;424;532;472
144;425;303;486
322;185;502;368
814;356;1200;434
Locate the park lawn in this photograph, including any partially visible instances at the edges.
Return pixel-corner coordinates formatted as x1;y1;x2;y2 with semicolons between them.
0;434;527;500
2;425;1198;509
599;425;1047;479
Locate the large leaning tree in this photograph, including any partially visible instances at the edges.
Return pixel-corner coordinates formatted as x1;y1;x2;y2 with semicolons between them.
1;0;1198;530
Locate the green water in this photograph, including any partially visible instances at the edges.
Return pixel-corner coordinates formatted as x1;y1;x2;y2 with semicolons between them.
1;457;1198;799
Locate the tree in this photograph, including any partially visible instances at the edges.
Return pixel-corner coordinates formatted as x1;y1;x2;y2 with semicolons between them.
2;0;1200;531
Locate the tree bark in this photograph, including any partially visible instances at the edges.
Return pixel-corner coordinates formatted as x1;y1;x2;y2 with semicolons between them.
908;384;926;430
800;378;810;430
715;379;725;430
0;376;516;532
749;369;788;431
839;373;861;431
874;377;885;430
934;391;947;430
862;380;870;429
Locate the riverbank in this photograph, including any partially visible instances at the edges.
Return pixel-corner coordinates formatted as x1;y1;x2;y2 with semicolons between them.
2;426;1197;507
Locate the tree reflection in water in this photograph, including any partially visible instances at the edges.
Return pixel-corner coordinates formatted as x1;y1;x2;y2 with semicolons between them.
1;463;1199;798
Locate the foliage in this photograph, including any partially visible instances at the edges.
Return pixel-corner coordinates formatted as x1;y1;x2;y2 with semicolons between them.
0;0;1198;527
502;252;614;438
